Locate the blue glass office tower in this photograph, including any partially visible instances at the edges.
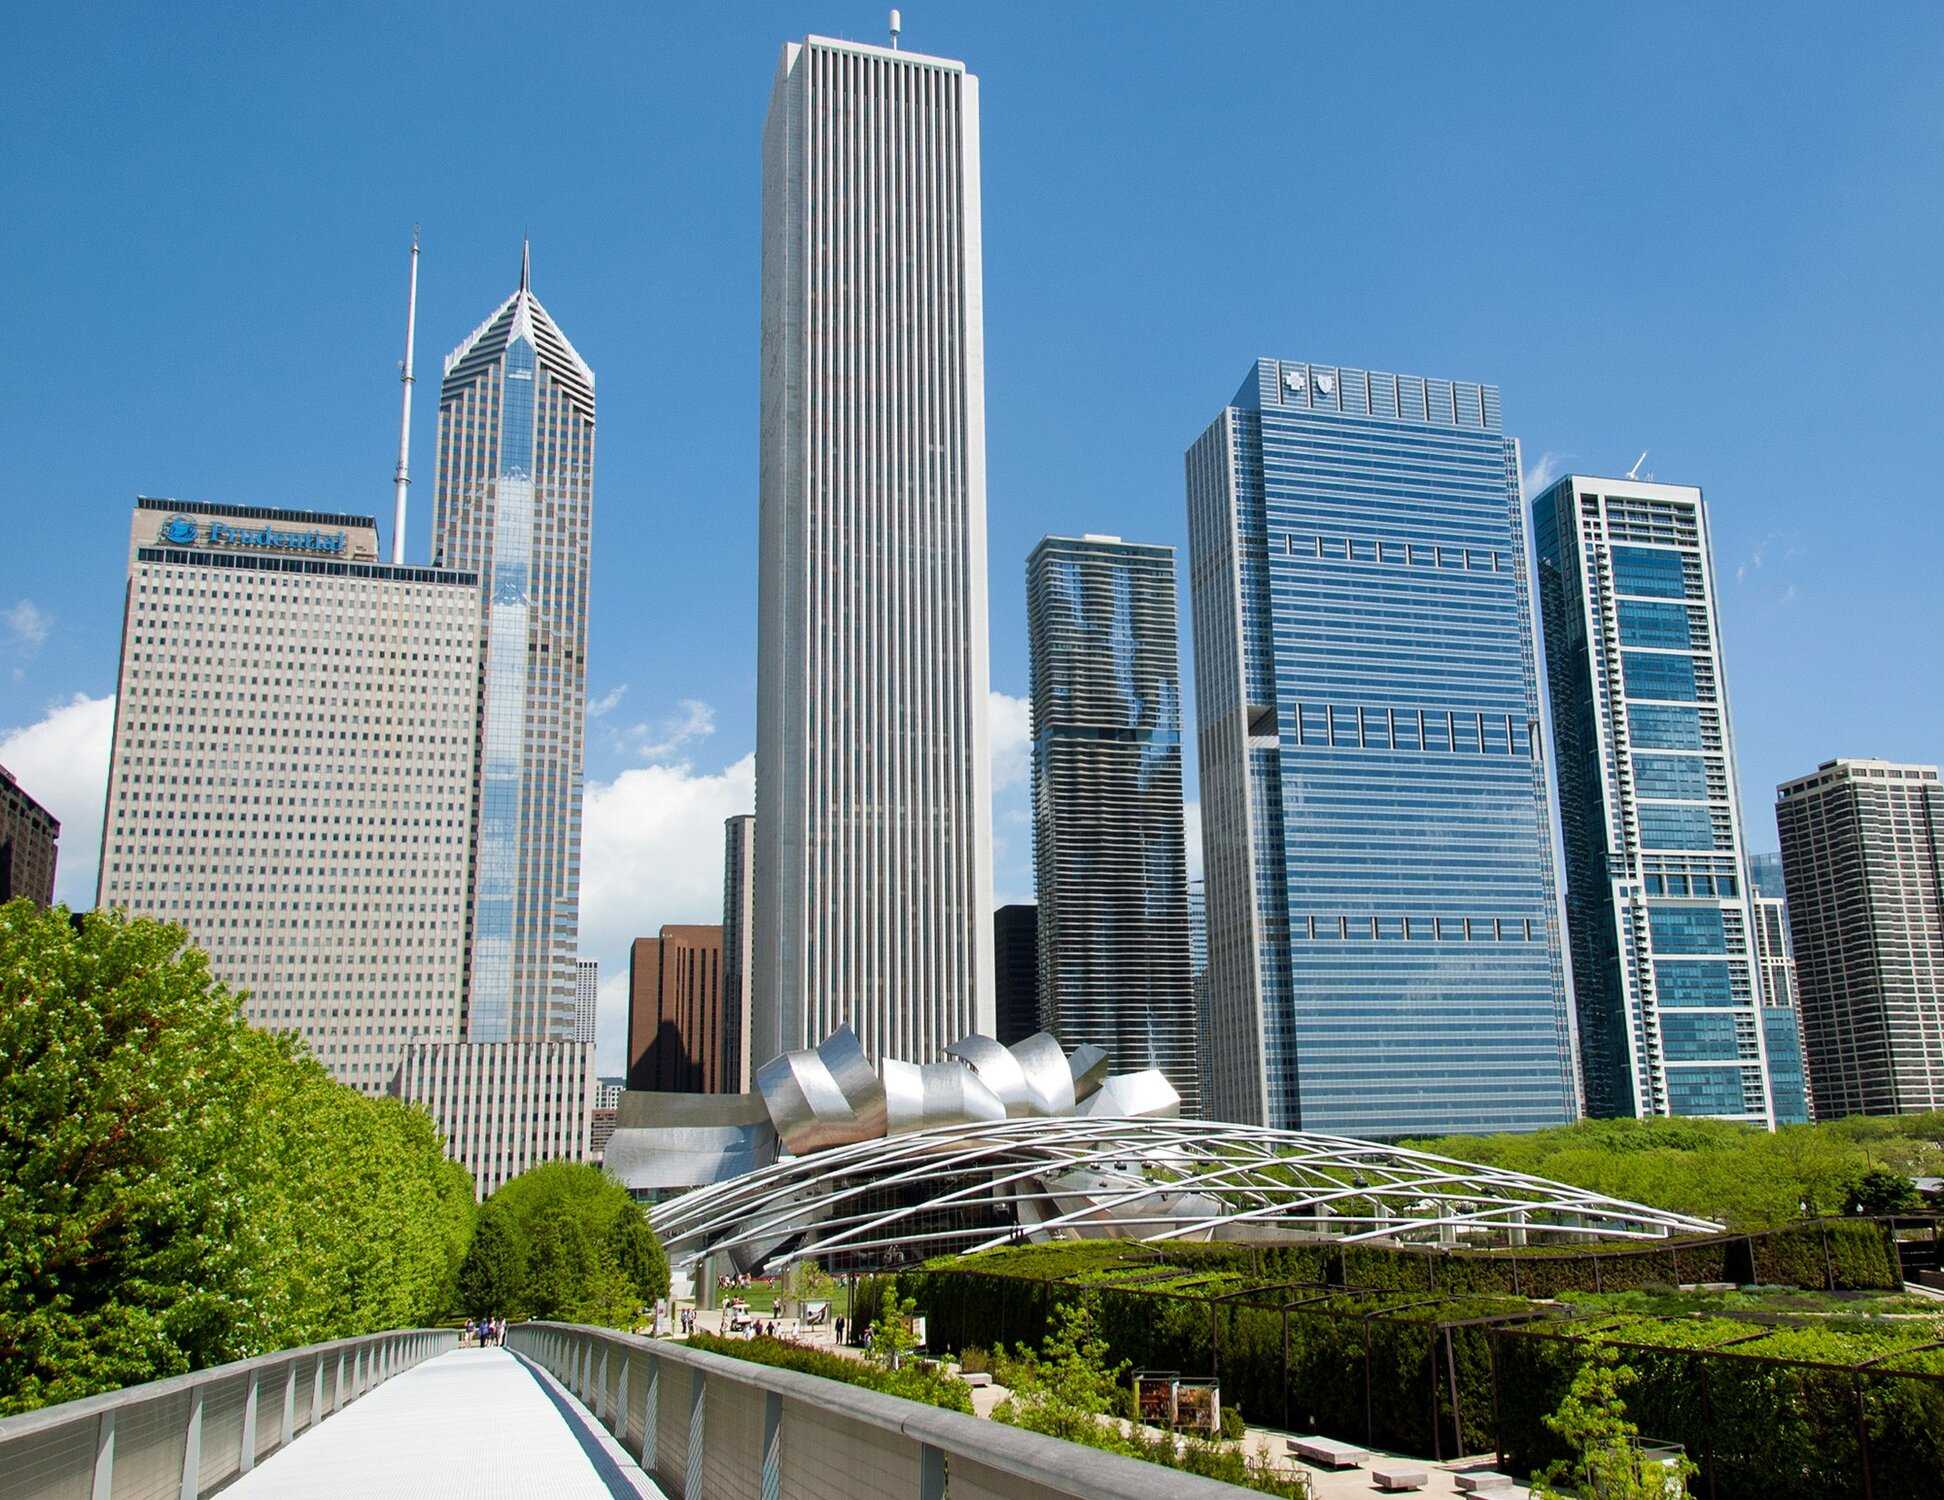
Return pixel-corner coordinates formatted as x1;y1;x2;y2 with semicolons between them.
1532;477;1775;1125
435;245;595;1041
1028;535;1199;1114
1185;359;1578;1135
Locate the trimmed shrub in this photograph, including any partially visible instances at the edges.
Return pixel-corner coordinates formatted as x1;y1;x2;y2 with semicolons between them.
686;1331;972;1413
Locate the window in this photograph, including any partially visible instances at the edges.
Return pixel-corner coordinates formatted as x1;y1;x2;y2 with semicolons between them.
1649;905;1727;955
1617;599;1691;648
1661;1012;1740;1061
1624;651;1698;701
1638;805;1716;850
1629;705;1703;749
1667;1066;1748;1117
1656;960;1734;1006
1633;754;1708;800
1611;546;1687;598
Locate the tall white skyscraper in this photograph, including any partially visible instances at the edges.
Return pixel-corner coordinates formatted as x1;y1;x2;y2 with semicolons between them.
434;245;595;1043
575;957;599;1045
754;34;995;1066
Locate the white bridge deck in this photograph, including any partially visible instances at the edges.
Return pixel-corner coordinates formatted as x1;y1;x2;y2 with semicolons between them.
225;1347;666;1498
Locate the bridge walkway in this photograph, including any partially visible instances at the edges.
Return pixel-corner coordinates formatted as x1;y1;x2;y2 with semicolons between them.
224;1346;666;1498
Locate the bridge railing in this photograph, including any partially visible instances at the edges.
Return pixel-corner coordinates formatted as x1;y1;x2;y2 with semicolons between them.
510;1321;1260;1499
0;1327;456;1500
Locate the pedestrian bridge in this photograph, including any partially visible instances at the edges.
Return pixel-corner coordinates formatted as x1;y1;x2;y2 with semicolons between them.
0;1323;1243;1499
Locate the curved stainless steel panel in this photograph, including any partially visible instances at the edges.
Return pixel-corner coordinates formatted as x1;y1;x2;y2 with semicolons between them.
883;1058;1007;1135
942;1033;1031;1115
1076;1068;1181;1120
756;1023;886;1154
1008;1032;1076;1115
1067;1043;1111;1101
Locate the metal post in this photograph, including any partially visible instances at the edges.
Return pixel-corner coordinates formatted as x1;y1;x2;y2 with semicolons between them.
178;1385;204;1500
1281;1306;1291;1431
643;1356;660;1470
1854;1373;1873;1500
282;1363;296;1446
312;1358;325;1427
1444;1328;1463;1455
90;1409;115;1500
596;1346;609;1423
335;1354;346;1411
1487;1330;1504;1472
685;1369;706;1500
615;1355;630;1441
761;1390;782;1500
1699;1357;1717;1495
239;1372;259;1473
918;1443;946;1500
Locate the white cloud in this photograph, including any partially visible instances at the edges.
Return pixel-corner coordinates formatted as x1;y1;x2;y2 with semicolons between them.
989;690;1030;792
0;692;115;907
588;684;628;719
1520;449;1566;501
579;751;755;1073
5;600;51;659
630;698;717;761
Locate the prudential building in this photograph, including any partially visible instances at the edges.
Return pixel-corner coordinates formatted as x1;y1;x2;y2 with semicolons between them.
434;244;595;1043
1186;360;1580;1137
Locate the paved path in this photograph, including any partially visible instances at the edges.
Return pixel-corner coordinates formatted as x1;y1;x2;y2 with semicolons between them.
227;1347;667;1498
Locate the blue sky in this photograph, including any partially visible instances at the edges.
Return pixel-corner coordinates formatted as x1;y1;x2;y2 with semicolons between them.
3;3;1940;1067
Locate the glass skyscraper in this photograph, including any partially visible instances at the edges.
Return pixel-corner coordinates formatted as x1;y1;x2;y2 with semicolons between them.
435;244;595;1041
754;34;995;1067
1533;476;1775;1125
1186;359;1578;1136
1027;535;1199;1114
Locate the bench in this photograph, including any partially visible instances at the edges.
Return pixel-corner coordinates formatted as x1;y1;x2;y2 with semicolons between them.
1371;1465;1428;1492
1454;1474;1517;1493
1289;1436;1370;1469
960;1371;992;1388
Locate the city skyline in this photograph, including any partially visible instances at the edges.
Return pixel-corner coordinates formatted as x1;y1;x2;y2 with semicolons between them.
4;6;1940;1080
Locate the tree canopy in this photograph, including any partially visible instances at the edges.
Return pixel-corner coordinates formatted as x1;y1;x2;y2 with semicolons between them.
463;1161;668;1326
0;902;474;1414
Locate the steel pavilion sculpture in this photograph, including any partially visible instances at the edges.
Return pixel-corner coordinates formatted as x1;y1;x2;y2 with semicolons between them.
636;1026;1719;1274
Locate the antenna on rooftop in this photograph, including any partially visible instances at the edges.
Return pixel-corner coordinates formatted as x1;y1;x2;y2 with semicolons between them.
889;9;901;48
391;226;420;566
1626;450;1648;482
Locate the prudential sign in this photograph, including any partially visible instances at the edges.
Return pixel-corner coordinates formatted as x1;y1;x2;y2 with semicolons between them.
158;515;347;556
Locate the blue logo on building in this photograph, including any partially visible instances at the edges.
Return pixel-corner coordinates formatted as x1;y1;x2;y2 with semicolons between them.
161;516;199;545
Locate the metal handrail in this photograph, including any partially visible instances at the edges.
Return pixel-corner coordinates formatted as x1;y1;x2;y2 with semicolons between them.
0;1326;456;1500
511;1321;1271;1498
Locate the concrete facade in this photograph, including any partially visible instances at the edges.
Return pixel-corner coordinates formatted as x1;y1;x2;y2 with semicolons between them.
389;1038;596;1199
1776;758;1944;1117
628;926;727;1094
755;34;995;1070
0;763;59;906
98;498;479;1094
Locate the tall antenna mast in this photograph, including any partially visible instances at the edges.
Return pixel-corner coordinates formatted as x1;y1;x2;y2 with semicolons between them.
889;9;901;48
391;226;420;565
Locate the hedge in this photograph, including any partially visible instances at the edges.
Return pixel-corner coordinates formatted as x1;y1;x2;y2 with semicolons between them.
684;1330;973;1413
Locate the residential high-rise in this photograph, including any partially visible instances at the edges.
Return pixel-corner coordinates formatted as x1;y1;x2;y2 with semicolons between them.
754;33;995;1068
1186;360;1578;1136
1;764;59;906
1776;759;1944;1118
1748;853;1811;1123
575;957;599;1045
628;926;727;1093
1533;476;1774;1125
1028;535;1199;1113
1187;880;1208;982
98;498;480;1094
433;244;595;1043
992;903;1038;1046
721;814;756;1088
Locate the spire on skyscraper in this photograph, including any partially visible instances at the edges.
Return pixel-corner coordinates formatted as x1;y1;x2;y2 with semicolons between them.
519;236;531;295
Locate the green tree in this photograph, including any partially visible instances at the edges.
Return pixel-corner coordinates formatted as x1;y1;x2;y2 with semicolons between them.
1844;1166;1919;1215
458;1210;528;1318
607;1206;670;1311
1;903;476;1415
991;1296;1129;1445
475;1160;669;1329
1531;1348;1696;1500
868;1292;923;1371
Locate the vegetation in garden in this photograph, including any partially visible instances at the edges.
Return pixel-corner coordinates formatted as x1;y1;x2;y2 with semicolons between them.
1529;1347;1695;1499
990;1297;1310;1497
0;902;475;1415
1406;1114;1942;1229
457;1161;668;1327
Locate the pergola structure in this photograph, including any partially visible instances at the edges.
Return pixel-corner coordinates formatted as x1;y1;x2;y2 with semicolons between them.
647;1114;1721;1273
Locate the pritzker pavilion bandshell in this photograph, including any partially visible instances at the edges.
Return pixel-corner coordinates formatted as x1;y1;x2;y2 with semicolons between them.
611;1028;1719;1275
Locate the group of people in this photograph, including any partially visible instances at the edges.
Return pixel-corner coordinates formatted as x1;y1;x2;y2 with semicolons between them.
464;1316;506;1347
